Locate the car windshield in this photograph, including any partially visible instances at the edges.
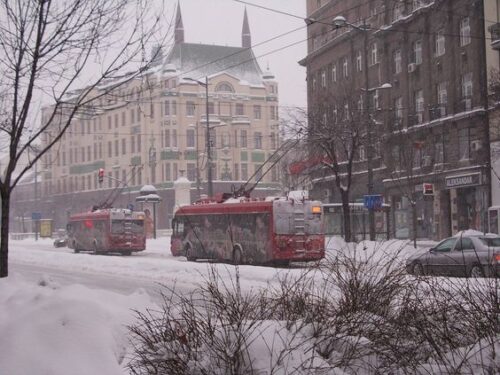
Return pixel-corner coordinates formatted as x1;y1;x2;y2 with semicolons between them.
479;237;500;247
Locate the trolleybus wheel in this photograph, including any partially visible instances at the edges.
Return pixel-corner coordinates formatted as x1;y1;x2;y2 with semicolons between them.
232;247;242;265
122;250;132;256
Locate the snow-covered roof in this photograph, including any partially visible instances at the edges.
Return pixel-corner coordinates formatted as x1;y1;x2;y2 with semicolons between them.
163;43;263;85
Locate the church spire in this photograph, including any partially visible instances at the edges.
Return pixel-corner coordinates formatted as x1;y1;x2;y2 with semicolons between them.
175;1;184;44
242;7;251;48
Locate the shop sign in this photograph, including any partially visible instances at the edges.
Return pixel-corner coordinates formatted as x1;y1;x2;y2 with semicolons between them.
445;173;481;189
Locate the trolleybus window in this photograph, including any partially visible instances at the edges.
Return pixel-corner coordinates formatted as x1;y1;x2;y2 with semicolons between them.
111;219;144;234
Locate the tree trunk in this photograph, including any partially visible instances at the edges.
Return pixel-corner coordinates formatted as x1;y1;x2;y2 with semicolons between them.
0;188;10;278
340;189;351;243
412;202;418;249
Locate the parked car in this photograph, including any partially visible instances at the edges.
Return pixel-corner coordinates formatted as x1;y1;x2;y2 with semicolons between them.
406;235;500;277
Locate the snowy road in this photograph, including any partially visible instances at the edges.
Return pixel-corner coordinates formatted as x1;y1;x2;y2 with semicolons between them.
8;237;297;298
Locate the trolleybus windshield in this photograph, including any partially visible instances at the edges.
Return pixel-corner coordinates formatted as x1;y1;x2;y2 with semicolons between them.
111;219;144;234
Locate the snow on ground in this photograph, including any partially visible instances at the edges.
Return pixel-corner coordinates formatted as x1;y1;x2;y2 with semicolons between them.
0;236;429;375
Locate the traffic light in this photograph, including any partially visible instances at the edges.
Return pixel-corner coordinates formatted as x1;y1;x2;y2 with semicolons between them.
423;183;434;196
98;168;105;184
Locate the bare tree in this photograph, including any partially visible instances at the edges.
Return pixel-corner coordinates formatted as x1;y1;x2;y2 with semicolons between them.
0;0;168;277
387;132;426;248
296;87;370;242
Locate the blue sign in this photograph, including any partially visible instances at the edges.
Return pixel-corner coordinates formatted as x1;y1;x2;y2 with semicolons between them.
127;203;134;211
363;195;383;210
31;212;41;221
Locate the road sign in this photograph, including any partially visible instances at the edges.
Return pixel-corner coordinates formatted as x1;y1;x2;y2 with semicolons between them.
31;212;41;221
363;195;383;210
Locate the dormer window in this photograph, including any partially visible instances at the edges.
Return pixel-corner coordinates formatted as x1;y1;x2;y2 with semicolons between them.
216;82;234;93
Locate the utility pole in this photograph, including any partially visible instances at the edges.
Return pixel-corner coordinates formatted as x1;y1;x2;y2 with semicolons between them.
186;76;213;197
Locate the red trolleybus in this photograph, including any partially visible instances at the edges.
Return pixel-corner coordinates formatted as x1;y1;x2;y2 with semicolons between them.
171;196;325;265
67;208;146;255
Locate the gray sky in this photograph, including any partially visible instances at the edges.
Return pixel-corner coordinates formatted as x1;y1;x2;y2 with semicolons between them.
170;0;307;108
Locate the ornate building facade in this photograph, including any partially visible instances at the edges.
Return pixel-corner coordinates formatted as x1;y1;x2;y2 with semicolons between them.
14;5;281;231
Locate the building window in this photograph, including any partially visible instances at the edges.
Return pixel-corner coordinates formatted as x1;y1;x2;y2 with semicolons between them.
186;129;195;148
137;134;141;153
208;102;215;115
342;57;348;78
394;97;403;127
435;141;444;164
172;100;177;116
393;49;402;74
234;163;239;181
108;141;112;158
114;140;119;157
114;114;119;128
131;136;135;153
356;50;362;72
172;129;178;148
437;82;447;116
321;70;326;87
165;130;170;148
460;17;471;46
413;40;422;64
331;64;337;82
165;163;171;181
164;101;170;116
459;128;470;160
130;109;135;123
216;82;234;92
435;29;445;56
415;89;424;124
253;105;262;119
107;116;112;130
241;130;248;148
186;101;195;116
270;106;276;120
241;163;248;180
122;138;126;155
187;163;196;182
461;72;473;106
369;43;378;66
254;132;262;149
87;146;91;161
236;103;244;116
270;133;276;149
393;2;404;21
254;165;262;181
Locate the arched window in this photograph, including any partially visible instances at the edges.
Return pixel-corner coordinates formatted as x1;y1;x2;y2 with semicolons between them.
215;82;234;93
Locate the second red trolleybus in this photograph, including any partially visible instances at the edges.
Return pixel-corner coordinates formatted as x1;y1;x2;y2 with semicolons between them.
171;196;325;265
67;208;146;255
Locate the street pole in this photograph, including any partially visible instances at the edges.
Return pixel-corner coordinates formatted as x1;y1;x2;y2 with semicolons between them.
195;122;201;198
205;76;213;197
34;161;38;241
362;19;376;241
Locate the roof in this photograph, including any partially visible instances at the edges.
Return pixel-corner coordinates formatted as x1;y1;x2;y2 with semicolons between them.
164;42;263;85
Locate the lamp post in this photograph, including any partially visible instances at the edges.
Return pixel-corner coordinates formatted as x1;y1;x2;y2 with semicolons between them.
189;123;201;198
185;77;213;197
333;16;391;241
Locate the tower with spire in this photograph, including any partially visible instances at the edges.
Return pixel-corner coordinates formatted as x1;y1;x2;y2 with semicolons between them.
242;8;251;48
174;1;184;44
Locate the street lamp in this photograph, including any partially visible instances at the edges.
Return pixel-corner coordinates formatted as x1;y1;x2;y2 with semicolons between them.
185;76;213;197
188;123;201;198
333;15;391;241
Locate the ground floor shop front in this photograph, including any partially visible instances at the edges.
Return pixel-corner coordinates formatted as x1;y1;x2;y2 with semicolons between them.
385;168;490;241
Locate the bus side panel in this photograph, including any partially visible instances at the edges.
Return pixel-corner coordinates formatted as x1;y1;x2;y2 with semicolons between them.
230;213;272;264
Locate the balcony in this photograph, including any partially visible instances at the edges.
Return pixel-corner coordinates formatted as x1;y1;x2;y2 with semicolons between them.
231;115;250;125
489;22;500;50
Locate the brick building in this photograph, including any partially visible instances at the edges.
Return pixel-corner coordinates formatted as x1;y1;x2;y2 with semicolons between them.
301;0;491;239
